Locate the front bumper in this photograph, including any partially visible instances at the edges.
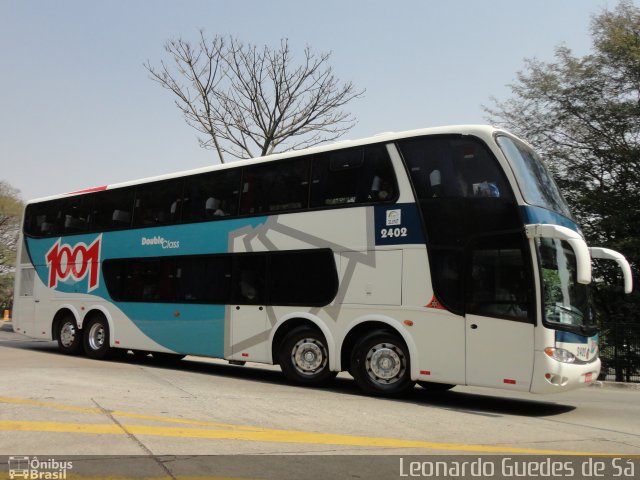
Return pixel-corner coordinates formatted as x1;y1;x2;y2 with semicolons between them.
530;349;600;394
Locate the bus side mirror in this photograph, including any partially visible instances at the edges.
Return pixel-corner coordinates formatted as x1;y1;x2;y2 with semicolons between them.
525;224;592;285
590;247;633;294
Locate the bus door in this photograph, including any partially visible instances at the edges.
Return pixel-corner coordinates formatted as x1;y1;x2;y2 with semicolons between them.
229;304;268;362
464;233;535;390
14;267;37;335
229;255;268;362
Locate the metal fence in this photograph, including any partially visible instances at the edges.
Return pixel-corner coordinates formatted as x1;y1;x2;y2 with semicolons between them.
598;322;640;383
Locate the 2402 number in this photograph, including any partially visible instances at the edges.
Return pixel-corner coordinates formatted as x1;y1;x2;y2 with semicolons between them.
380;227;408;239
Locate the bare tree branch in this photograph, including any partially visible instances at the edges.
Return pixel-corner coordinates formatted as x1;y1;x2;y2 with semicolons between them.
146;35;364;162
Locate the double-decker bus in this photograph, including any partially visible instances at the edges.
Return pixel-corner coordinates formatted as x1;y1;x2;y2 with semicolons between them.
12;125;632;396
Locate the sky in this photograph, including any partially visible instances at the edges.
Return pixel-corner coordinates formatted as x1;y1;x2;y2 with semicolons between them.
0;0;629;201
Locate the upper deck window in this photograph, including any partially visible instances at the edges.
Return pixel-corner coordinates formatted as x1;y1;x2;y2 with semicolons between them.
496;135;572;218
23;142;397;238
398;135;521;314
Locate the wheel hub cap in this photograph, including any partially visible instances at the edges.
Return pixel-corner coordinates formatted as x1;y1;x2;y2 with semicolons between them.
88;323;105;350
60;322;75;347
367;343;403;383
292;339;326;375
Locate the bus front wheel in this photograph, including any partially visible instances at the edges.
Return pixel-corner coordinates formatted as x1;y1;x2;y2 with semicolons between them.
279;327;336;386
350;331;415;396
83;316;111;360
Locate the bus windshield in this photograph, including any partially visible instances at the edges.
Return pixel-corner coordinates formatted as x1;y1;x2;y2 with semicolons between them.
538;238;596;333
496;135;572;218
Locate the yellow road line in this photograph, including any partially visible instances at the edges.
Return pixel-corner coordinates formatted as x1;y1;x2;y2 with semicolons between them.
0;396;631;456
0;396;102;414
0;396;262;431
0;419;611;456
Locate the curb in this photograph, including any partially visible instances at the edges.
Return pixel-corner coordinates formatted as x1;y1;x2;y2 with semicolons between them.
590;380;640;390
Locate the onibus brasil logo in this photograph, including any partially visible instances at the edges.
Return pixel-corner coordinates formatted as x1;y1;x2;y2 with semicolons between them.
45;235;102;292
8;456;72;479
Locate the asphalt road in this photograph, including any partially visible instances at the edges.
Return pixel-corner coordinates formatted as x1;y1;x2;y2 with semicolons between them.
0;322;639;477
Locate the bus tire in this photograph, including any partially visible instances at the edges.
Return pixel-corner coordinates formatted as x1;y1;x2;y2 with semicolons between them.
83;316;111;360
279;326;336;386
350;330;415;396
55;315;83;355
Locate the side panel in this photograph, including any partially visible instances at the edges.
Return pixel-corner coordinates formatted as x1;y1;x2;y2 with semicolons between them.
465;315;534;390
229;304;268;362
401;247;466;385
339;250;402;305
12;266;36;336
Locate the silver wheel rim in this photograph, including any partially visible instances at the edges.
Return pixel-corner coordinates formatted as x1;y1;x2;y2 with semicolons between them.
366;342;406;384
88;323;106;351
291;338;327;376
60;321;76;348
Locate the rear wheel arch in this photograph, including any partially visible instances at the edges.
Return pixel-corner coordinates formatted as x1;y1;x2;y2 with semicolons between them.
81;306;114;341
270;315;336;368
51;308;78;341
82;309;113;359
350;329;415;395
52;308;83;355
340;318;419;378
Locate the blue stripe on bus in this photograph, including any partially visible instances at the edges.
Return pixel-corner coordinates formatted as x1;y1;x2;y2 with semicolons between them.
519;205;579;232
26;217;268;355
116;303;226;356
555;330;595;344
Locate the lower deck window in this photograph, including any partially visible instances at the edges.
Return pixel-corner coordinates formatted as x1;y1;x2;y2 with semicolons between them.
103;249;338;307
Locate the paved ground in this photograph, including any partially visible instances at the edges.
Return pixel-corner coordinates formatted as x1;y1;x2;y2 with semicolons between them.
0;322;639;477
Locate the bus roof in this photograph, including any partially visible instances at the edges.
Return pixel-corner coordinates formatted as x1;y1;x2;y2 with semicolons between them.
28;124;504;204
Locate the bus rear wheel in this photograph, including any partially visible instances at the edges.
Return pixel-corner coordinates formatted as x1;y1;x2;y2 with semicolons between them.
83;316;111;360
55;315;83;355
279;327;336;386
350;331;415;396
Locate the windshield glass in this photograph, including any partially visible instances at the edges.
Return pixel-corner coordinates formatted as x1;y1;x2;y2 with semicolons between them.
496;135;572;218
538;238;596;332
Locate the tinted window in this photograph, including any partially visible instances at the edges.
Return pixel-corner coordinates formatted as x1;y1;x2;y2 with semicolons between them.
240;159;310;215
268;249;337;306
399;136;521;314
59;196;91;234
496;135;572;218
24;142;398;238
467;233;532;322
183;170;241;221
104;258;176;302
89;188;135;230
133;179;184;227
231;254;267;304
401;137;511;201
175;256;232;303
24;201;62;237
310;145;396;207
104;250;338;307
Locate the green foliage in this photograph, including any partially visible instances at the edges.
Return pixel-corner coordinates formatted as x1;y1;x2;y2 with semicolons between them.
0;180;23;311
486;1;640;379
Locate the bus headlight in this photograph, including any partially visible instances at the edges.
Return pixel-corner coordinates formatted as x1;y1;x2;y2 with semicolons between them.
544;347;576;364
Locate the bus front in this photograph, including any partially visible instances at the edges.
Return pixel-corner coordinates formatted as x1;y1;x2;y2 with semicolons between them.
396;126;632;394
496;133;633;393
